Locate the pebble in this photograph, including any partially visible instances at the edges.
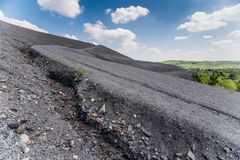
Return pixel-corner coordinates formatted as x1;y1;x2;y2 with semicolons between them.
223;147;230;153
1;85;7;89
8;123;20;129
23;147;30;154
187;151;195;160
73;155;78;159
141;127;152;137
17;127;25;134
175;152;184;158
160;155;168;160
99;104;106;113
133;114;137;118
20;134;31;144
217;155;225;160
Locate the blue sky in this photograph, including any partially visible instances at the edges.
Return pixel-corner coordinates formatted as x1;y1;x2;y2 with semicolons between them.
0;0;240;61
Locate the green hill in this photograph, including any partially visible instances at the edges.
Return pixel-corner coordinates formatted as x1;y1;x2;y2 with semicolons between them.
163;61;240;70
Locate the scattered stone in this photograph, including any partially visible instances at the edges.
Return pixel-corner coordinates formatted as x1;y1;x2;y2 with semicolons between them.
175;152;185;158
0;91;2;94
1;85;7;89
133;114;137;118
112;126;121;132
91;112;98;118
98;104;106;113
73;155;79;159
95;117;103;123
223;146;230;153
25;127;36;133
137;124;141;128
18;89;25;94
23;147;30;154
217;155;225;160
20;134;31;144
21;119;28;124
141;127;152;137
17;127;25;134
187;151;195;160
9;108;18;112
191;143;197;151
91;98;95;102
160;155;168;160
8;123;20;129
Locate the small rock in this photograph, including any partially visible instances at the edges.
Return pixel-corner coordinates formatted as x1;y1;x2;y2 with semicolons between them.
25;127;36;133
175;152;184;158
70;140;75;147
20;134;31;144
160;155;168;160
112;126;121;132
137;124;141;128
21;119;28;124
95;118;103;123
187;151;195;160
223;147;230;153
1;85;7;89
141;127;152;137
8;123;20;129
73;155;78;159
98;104;106;113
191;143;197;151
91;98;95;102
17;127;25;134
18;89;25;94
0;91;2;94
217;156;225;160
133;114;137;118
91;113;98;117
24;147;30;154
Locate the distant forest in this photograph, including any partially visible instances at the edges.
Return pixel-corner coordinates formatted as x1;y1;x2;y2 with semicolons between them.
163;61;240;92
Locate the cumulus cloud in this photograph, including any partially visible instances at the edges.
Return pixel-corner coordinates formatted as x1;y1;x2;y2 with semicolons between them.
37;0;81;18
64;34;79;40
203;35;213;39
174;36;190;41
178;3;240;32
83;21;139;49
227;30;240;39
111;6;150;24
0;10;47;33
105;8;112;14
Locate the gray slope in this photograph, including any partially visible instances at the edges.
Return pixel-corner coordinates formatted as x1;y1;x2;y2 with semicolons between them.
31;45;240;147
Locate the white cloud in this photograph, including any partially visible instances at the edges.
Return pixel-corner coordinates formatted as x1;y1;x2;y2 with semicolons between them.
105;8;112;14
111;6;150;24
37;0;81;18
212;39;233;46
203;35;213;39
0;10;47;33
64;34;79;40
174;36;190;41
178;3;240;32
227;30;240;39
84;21;139;49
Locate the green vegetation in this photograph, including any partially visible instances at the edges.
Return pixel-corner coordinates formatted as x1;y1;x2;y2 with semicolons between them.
163;61;240;92
74;65;90;78
192;69;240;91
163;61;240;70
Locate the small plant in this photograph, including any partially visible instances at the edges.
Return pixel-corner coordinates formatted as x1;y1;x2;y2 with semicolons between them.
74;65;90;78
47;55;61;62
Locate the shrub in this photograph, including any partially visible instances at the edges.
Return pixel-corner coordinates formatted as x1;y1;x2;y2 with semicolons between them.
219;79;238;91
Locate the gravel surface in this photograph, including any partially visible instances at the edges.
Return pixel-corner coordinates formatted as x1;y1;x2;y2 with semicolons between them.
0;21;126;160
